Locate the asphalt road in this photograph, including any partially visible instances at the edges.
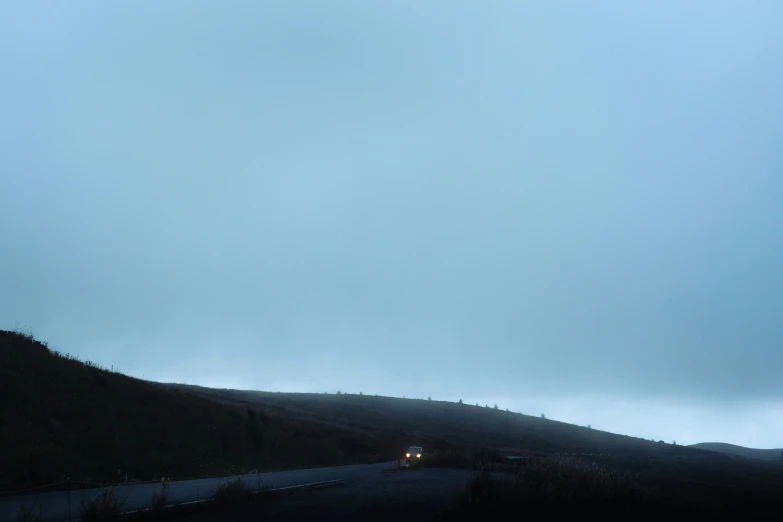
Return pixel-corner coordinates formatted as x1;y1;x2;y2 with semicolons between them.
0;461;400;522
184;467;476;522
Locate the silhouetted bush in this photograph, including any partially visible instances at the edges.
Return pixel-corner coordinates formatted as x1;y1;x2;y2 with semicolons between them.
16;504;41;522
434;456;708;519
151;479;169;510
213;478;253;505
80;487;127;520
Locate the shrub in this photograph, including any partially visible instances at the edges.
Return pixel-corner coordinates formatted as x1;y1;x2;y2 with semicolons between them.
16;504;41;522
80;487;127;521
11;324;36;343
213;478;253;505
433;456;708;519
151;479;169;510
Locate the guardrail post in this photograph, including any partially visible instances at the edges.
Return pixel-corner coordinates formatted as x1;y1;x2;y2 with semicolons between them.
67;477;71;522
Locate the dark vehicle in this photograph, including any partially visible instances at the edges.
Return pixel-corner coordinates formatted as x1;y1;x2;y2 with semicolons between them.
405;446;424;461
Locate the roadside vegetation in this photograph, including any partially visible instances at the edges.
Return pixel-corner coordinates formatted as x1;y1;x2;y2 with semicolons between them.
433;458;700;520
212;478;254;505
16;504;41;522
423;450;783;519
79;487;127;521
150;479;169;511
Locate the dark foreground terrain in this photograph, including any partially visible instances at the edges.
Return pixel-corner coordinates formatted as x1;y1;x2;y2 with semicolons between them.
3;330;783;519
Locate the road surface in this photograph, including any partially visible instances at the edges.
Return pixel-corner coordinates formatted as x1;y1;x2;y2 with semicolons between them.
0;461;404;522
181;467;476;522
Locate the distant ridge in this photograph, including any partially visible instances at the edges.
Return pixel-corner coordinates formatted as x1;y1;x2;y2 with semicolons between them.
689;442;782;462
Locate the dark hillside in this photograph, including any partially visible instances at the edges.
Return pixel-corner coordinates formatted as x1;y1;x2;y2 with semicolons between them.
168;385;703;459
0;331;393;492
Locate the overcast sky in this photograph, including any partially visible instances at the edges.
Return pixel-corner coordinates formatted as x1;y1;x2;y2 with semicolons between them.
2;1;782;448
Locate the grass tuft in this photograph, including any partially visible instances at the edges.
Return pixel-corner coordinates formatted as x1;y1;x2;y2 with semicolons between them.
16;504;41;522
213;478;253;505
435;456;707;519
80;487;128;521
151;479;170;511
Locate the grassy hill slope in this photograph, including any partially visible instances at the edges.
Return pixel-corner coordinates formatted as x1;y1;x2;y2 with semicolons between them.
0;330;394;492
168;385;701;459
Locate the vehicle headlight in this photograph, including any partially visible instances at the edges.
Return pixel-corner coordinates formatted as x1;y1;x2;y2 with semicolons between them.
406;453;410;458
416;454;421;458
